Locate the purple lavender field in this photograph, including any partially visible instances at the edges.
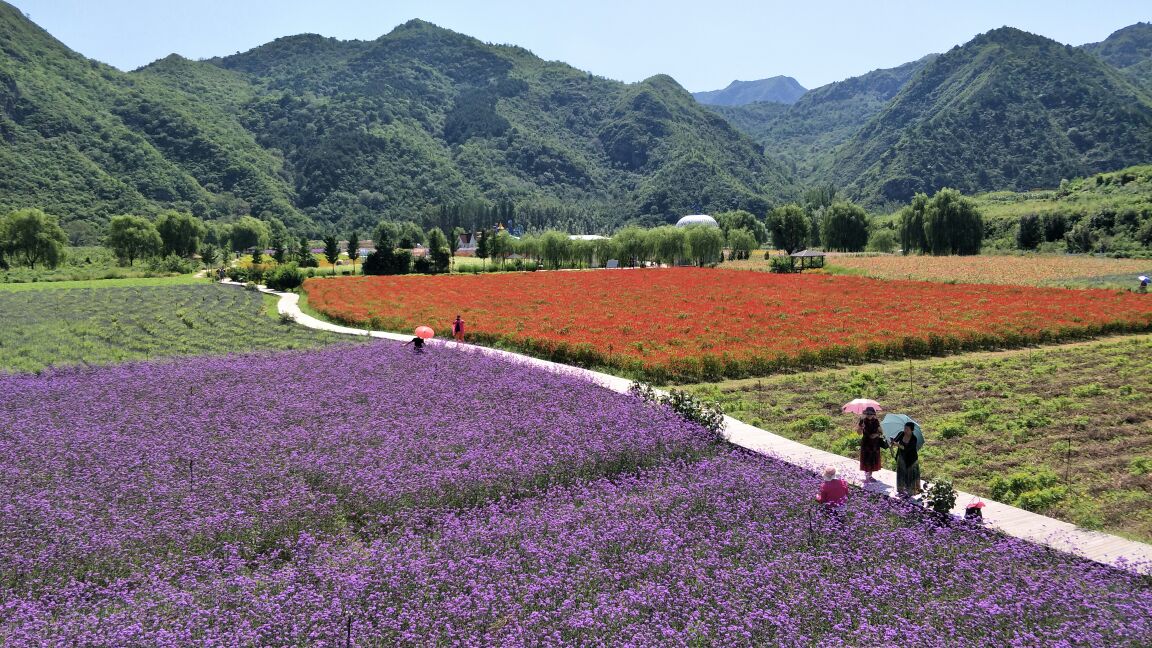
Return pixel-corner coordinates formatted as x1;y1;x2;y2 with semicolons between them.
2;343;1151;645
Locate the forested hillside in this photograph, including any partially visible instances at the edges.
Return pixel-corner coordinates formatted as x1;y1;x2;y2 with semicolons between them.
0;4;793;235
830;27;1152;205
0;3;304;236
3;0;1151;235
1081;22;1152;92
708;56;935;177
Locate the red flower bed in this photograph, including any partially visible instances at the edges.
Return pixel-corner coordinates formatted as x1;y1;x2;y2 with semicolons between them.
303;268;1152;380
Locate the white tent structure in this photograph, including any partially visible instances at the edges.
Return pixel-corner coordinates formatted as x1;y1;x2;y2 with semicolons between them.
675;214;719;228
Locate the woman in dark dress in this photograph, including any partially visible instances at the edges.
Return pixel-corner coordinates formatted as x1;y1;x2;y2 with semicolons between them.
894;421;921;498
858;407;883;482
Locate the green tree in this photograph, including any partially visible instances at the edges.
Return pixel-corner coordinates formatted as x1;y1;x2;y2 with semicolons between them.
1016;214;1043;250
866;228;898;253
540;230;571;269
397;221;426;249
726;227;758;260
323;234;340;274
0;208;68;269
715;210;768;244
104;215;162;266
155;211;207;258
297;236;318;267
767;205;810;254
491;230;513;268
476;230;490;267
1064;219;1097;253
426;227;451;273
516;234;541;266
229;216;271;253
649;226;687;266
897;193;929;254
271;239;287;264
821;201;870;252
612;227;649;267
924;188;983;255
685;225;724;266
347;231;360;274
200;244;220;268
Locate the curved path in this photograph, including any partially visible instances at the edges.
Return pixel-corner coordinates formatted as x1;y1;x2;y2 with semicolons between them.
228;279;1152;573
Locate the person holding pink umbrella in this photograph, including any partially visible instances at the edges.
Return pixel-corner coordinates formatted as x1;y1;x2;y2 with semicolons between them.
404;326;435;354
843;399;885;483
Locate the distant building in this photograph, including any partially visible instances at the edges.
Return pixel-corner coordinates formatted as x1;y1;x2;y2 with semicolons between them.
675;214;719;228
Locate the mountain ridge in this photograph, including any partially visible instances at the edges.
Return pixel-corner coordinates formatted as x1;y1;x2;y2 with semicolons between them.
692;76;807;106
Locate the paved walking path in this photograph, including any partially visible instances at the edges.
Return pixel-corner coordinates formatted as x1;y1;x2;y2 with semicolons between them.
226;279;1152;573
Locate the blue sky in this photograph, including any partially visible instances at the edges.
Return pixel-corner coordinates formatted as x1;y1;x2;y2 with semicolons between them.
10;0;1151;91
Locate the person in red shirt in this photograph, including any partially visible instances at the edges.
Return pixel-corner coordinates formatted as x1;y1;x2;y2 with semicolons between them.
452;314;465;342
816;466;849;507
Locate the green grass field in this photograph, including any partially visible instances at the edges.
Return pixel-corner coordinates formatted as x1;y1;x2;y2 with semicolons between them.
684;335;1152;543
0;246;195;284
0;283;356;373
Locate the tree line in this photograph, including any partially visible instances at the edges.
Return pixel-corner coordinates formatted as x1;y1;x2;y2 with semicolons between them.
0;188;988;276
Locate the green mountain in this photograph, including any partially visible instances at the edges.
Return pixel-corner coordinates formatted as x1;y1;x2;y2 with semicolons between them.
708;56;935;177
0;2;304;231
1081;22;1152;91
692;76;806;106
0;5;794;234
830;27;1152;205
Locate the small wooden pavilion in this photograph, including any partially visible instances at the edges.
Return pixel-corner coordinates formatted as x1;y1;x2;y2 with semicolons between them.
789;249;826;270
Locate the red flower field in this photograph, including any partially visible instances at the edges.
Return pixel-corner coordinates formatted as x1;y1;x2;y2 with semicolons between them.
303;268;1152;380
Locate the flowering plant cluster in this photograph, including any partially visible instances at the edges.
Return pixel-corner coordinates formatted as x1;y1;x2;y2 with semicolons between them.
5;451;1150;645
303;268;1152;380
0;343;709;604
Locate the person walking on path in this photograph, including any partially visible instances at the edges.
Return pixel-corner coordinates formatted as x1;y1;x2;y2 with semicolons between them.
452;315;465;342
893;421;921;498
816;466;849;507
858;406;884;482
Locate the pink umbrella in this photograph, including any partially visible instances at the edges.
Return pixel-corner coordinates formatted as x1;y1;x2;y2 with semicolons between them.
414;326;435;340
842;398;883;415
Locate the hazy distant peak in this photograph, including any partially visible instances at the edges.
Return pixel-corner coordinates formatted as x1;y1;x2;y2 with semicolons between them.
693;76;806;106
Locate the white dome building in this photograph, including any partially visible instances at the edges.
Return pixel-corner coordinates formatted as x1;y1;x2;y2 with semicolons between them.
675;214;719;228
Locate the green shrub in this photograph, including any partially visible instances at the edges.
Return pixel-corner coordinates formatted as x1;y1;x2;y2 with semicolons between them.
768;256;799;273
630;382;725;440
936;418;966;439
1015;486;1069;512
147;254;198;274
923;478;957;514
1129;457;1152;477
265;263;304;291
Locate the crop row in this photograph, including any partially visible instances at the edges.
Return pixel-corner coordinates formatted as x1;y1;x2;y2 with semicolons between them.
303;268;1152;381
0;284;348;373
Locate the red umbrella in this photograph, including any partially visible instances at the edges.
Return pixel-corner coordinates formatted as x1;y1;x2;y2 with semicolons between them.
842;398;883;415
414;326;435;340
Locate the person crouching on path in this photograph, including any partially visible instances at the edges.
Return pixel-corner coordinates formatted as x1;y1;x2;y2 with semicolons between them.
452;314;465;342
816;466;849;507
858;406;883;483
893;422;921;498
402;336;425;354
